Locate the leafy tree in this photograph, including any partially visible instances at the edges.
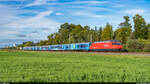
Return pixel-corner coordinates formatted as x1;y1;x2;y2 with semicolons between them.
98;27;102;41
93;26;99;41
129;32;136;39
58;22;71;44
101;23;113;41
119;16;132;28
38;40;48;46
47;34;55;45
133;14;148;39
143;43;150;52
47;23;93;44
83;25;91;42
23;41;34;47
147;24;150;40
115;28;131;44
114;16;132;44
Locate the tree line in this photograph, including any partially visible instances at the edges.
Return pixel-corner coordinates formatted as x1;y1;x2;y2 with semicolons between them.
18;14;150;51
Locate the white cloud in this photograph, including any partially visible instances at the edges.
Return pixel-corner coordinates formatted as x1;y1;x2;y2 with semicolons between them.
0;4;60;40
72;11;106;18
26;0;108;7
26;0;47;6
55;12;63;15
4;10;60;39
26;0;56;7
120;9;146;15
0;4;21;38
112;3;126;8
0;5;19;24
0;0;23;1
68;6;112;12
70;1;109;5
36;10;53;18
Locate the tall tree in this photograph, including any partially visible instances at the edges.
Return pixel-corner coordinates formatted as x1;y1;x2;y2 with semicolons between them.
147;24;150;40
98;27;102;41
133;14;148;39
114;16;132;44
83;25;91;42
58;22;71;44
101;23;113;41
119;16;132;28
94;26;99;41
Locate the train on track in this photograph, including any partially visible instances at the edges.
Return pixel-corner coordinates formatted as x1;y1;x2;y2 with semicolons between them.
22;40;123;51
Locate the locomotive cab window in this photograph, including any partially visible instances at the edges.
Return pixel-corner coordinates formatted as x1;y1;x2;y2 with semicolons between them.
112;43;121;45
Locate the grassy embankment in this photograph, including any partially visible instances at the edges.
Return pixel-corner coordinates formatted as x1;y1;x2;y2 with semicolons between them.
0;50;150;82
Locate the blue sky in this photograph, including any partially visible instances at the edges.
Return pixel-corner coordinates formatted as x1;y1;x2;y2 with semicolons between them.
0;0;150;48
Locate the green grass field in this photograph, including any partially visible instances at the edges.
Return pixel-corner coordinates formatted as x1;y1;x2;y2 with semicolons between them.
0;50;150;82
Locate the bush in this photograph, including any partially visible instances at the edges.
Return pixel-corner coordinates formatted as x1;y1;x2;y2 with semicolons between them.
138;39;150;44
122;44;128;52
126;39;144;52
143;43;150;52
137;39;150;52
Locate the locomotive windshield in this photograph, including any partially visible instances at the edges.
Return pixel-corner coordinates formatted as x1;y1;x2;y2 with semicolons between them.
112;43;121;45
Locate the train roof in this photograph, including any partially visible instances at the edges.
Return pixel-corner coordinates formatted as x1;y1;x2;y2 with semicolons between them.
23;40;121;48
94;40;120;43
23;42;91;48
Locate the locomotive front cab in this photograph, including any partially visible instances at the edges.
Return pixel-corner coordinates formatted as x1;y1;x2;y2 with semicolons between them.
111;42;123;51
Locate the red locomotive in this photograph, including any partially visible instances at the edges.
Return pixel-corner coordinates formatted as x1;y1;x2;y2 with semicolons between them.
90;40;123;51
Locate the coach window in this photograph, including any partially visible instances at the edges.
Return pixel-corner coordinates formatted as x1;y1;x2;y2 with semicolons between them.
69;45;71;48
81;45;85;48
51;46;55;48
58;45;62;48
78;44;87;48
65;45;69;48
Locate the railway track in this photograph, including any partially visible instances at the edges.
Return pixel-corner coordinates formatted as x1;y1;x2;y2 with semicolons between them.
24;50;150;56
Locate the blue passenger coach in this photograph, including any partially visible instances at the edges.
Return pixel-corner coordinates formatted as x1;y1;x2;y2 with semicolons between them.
63;44;71;50
41;46;49;51
22;42;91;51
49;44;64;50
73;42;91;51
